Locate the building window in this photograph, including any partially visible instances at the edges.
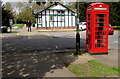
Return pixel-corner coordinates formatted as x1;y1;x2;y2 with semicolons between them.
62;16;64;21
50;15;53;21
39;18;41;23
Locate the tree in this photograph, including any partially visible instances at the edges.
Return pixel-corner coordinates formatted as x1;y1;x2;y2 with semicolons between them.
12;2;24;23
32;2;40;13
13;11;18;24
16;2;23;13
46;2;54;7
105;2;120;26
65;2;76;9
78;2;89;22
2;7;13;31
36;2;41;6
5;2;12;11
36;1;46;6
18;6;35;22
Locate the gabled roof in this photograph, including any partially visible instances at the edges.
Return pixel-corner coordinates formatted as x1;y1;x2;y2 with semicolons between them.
34;2;75;15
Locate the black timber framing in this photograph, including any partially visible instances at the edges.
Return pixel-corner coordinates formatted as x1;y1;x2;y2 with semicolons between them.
61;14;62;27
37;15;38;29
57;11;58;27
68;10;69;27
49;9;50;27
45;10;47;28
41;12;43;27
53;10;54;28
71;13;73;27
64;13;65;27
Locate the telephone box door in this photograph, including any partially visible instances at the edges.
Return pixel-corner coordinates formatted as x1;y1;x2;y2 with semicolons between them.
93;13;108;53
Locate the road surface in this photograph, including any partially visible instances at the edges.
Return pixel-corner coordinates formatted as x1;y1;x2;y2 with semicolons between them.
2;31;119;77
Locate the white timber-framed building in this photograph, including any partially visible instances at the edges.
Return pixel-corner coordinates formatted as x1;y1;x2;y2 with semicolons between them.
34;2;76;29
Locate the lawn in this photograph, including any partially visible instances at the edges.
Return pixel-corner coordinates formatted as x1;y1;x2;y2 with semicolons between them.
7;31;18;33
68;60;119;77
11;24;24;29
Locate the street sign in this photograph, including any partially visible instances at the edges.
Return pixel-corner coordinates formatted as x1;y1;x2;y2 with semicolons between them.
9;19;13;25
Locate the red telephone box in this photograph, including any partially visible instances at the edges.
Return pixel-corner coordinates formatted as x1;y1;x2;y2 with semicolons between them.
86;3;109;54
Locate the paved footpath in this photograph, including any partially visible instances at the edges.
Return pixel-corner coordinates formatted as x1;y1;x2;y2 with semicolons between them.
17;24;39;36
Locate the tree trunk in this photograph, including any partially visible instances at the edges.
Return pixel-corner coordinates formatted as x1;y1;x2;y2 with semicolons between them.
14;18;17;24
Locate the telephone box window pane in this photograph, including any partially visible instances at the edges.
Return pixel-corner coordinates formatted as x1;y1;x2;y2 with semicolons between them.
97;40;101;43
101;44;106;47
97;27;104;30
96;32;106;35
102;36;106;39
96;14;106;17
88;18;90;21
88;27;90;30
99;40;105;43
102;40;106;43
97;23;105;26
95;36;100;39
95;40;106;44
95;36;105;39
96;19;105;22
88;14;90;17
88;22;90;26
95;36;106;39
95;44;101;47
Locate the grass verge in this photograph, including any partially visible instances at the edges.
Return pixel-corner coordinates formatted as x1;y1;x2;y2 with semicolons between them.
7;31;18;33
11;24;24;29
68;60;119;77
